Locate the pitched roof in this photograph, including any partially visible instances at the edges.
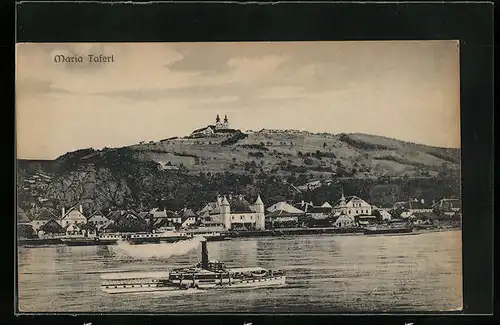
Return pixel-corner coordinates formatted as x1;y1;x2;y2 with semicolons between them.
100;220;117;230
227;196;253;213
197;202;218;215
178;208;197;218
267;201;304;214
320;202;333;208
87;214;109;223
266;210;302;218
62;205;86;219
209;205;222;215
39;219;65;233
333;195;368;207
393;200;429;210
138;211;151;219
150;217;170;229
106;210;124;221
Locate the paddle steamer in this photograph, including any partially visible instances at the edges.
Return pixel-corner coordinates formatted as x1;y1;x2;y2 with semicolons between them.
100;239;286;294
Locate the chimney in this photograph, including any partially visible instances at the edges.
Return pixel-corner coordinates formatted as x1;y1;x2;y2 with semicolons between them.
79;205;83;214
62;207;65;218
201;239;209;269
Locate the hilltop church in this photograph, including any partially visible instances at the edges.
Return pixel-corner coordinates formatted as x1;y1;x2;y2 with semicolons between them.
190;114;231;137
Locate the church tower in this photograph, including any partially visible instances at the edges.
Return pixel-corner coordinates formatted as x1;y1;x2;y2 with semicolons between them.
223;114;229;129
221;196;231;229
215;114;223;129
254;194;265;230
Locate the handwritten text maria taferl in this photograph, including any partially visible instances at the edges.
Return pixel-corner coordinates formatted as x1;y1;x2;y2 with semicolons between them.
53;54;115;63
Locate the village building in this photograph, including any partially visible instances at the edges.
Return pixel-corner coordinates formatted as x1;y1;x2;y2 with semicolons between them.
65;223;82;236
330;212;357;229
114;210;148;232
374;208;392;221
393;198;433;215
38;219;65;236
306;205;333;219
177;208;198;229
85;212;111;233
166;211;182;225
87;211;110;227
293;201;314;212
332;190;372;217
29;208;59;231
60;205;87;228
198;194;265;230
265;201;304;228
355;215;379;226
296;180;322;191
99;220;118;233
409;211;437;225
106;210;124;222
432;198;461;217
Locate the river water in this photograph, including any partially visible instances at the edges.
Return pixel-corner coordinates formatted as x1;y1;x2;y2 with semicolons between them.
17;230;462;313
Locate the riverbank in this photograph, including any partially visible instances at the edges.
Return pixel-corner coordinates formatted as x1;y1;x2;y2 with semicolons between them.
17;225;461;247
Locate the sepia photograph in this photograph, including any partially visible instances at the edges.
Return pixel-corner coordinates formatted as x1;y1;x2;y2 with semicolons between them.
15;41;462;313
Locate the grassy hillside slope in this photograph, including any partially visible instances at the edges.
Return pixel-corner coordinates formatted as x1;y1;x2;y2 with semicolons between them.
17;130;460;217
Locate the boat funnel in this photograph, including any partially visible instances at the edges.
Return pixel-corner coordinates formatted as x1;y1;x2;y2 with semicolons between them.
201;239;209;269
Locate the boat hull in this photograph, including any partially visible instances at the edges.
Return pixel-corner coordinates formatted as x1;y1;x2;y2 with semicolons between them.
125;236;191;244
101;276;286;294
62;238;118;246
18;238;64;246
363;228;413;235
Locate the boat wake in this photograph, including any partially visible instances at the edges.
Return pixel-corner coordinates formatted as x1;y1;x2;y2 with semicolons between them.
109;237;205;260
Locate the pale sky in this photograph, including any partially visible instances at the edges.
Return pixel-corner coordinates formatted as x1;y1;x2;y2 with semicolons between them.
16;41;460;160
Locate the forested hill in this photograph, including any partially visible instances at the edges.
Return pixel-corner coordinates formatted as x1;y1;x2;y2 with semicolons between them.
17;130;460;217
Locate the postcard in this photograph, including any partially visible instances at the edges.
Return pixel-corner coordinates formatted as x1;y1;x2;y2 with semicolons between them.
15;41;462;313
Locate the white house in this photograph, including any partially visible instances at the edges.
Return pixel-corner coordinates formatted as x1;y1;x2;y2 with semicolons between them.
332;190;372;217
265;201;304;228
201;194;265;230
60;205;87;228
331;212;357;229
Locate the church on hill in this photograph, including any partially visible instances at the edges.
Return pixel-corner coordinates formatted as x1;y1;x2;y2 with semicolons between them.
190;114;232;137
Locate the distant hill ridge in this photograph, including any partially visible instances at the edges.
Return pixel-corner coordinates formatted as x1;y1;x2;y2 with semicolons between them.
17;129;460;216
